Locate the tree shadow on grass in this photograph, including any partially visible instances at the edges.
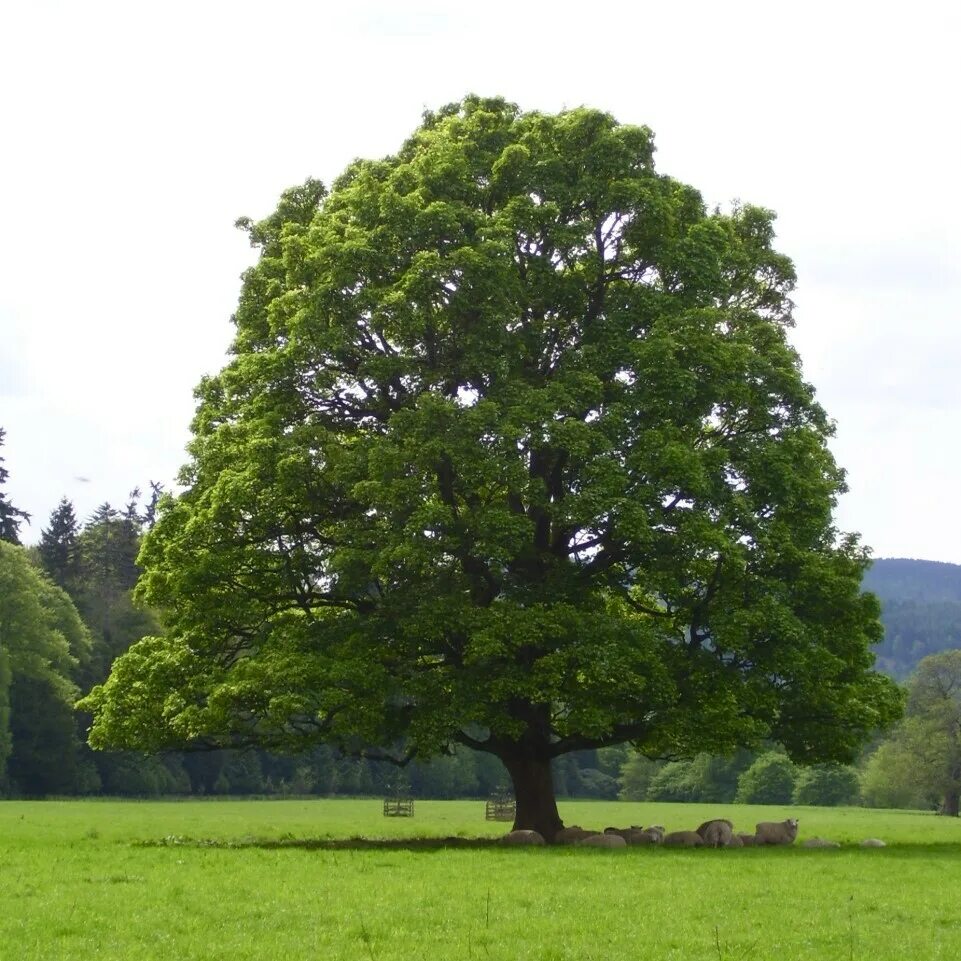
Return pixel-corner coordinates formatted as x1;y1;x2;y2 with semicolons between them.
138;836;961;856
139;834;507;852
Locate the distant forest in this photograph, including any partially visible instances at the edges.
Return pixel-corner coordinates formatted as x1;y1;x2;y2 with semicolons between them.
864;558;961;678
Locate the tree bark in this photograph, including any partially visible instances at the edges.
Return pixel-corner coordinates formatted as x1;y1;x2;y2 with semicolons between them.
502;755;564;841
939;788;960;817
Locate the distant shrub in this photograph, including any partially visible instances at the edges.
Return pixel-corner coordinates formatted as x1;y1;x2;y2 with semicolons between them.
735;752;796;804
792;765;860;806
618;756;659;801
646;761;701;802
577;768;620;799
860;738;939;810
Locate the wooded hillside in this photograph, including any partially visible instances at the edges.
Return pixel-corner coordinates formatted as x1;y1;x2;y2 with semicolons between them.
865;559;961;678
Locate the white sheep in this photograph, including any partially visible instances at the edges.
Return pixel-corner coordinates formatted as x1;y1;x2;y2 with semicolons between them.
698;821;734;848
802;837;840;848
663;830;704;847
502;829;545;845
554;826;595;844
579;833;627;848
754;818;799;845
697;819;735;847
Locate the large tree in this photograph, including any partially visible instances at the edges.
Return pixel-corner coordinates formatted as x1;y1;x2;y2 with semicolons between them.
862;651;961;815
81;97;901;838
0;541;90;791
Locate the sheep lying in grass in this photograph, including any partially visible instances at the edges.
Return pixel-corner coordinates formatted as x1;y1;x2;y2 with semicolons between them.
803;837;840;848
580;833;627;848
696;819;735;847
629;826;665;845
737;833;757;846
663;830;704;847
754;818;799;845
553;826;596;844
502;829;545;845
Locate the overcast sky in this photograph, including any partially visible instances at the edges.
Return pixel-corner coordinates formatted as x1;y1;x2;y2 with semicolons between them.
2;0;959;561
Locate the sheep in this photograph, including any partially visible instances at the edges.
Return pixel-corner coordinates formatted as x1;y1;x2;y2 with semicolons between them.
698;821;734;848
861;838;886;848
579;833;627;848
642;825;666;842
737;833;758;846
697;819;735;847
603;827;635;841
803;837;840;848
727;832;744;847
663;830;704;847
554;826;595;845
754;818;799;845
625;828;663;845
502;829;545;845
696;818;733;838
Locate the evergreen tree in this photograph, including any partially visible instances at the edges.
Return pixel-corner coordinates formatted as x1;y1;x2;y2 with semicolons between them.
0;428;30;545
76;501;157;677
38;497;80;592
143;481;165;529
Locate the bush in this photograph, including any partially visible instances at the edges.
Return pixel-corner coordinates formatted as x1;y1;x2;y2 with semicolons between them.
577;767;619;799
860;738;939;810
646;761;701;802
735;752;796;804
792;765;860;806
618;756;659;801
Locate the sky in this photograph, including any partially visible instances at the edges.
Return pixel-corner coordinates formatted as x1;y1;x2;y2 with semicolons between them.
1;0;959;561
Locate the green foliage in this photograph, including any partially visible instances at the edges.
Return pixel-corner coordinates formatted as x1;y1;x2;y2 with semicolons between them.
74;501;160;681
38;497;80;592
647;760;702;802
857;652;961;814
618;754;659;801
735;751;797;804
0;542;88;789
81;98;901;828
869;651;961;815
859;731;937;810
792;764;860;806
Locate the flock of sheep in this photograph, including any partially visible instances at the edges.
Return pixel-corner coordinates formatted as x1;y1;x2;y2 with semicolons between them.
502;818;886;849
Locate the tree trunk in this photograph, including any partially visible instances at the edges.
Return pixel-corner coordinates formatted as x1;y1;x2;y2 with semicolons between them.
503;755;564;841
939;788;960;817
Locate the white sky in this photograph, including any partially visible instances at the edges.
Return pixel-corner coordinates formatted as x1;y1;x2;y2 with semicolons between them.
2;0;959;561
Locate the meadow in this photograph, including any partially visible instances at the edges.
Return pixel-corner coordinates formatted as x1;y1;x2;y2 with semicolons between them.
0;798;959;961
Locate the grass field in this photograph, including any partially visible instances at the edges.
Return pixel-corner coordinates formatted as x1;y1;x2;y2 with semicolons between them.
1;798;959;960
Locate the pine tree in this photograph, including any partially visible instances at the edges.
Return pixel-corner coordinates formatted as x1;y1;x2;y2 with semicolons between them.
0;428;30;545
38;498;80;591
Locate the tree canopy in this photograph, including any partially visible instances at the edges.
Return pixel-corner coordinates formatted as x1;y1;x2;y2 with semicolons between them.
81;96;902;837
861;651;961;816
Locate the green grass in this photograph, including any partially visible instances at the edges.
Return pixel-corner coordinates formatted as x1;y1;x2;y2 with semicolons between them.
1;799;959;960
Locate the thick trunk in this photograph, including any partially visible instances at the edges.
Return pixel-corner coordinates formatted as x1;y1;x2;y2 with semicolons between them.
503;755;564;841
940;788;960;817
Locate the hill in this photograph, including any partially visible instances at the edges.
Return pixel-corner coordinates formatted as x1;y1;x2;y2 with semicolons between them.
864;558;961;678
